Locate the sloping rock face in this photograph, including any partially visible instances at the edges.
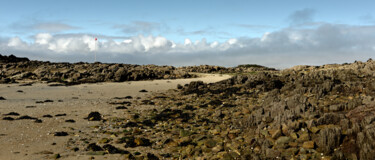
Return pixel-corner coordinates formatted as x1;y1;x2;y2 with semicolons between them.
82;59;375;159
0;54;193;84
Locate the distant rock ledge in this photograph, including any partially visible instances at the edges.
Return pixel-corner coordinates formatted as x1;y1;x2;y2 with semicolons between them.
0;54;29;63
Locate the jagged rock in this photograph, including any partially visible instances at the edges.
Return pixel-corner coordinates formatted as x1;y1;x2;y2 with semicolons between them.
318;127;342;154
183;81;205;95
114;68;127;82
316;113;342;125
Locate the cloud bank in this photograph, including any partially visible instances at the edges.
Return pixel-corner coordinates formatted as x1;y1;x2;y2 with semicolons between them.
2;23;375;68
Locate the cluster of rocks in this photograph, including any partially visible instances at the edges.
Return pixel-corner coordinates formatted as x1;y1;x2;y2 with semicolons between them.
0;54;29;63
179;64;276;74
73;59;375;159
0;54;193;84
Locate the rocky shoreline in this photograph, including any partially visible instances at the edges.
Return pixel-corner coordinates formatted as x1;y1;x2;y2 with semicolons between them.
71;59;375;159
0;54;277;85
1;54;375;159
0;54;194;85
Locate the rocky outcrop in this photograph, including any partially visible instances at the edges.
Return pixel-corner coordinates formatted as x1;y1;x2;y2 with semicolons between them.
0;54;29;63
0;54;193;84
77;59;375;159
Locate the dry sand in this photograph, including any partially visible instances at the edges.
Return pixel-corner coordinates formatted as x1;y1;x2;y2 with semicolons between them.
0;73;231;160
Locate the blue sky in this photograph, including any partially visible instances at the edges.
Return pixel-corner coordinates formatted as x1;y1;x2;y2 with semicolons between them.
1;0;375;68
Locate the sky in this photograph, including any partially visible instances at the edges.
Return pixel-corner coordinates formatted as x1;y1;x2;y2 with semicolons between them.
1;0;375;68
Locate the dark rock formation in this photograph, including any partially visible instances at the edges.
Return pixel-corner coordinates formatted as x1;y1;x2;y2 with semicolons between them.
0;54;194;84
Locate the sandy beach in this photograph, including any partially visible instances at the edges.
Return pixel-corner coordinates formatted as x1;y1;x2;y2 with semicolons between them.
0;73;231;160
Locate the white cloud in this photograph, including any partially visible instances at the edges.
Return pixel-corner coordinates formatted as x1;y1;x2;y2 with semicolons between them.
184;38;192;45
2;23;375;68
35;33;52;45
8;37;26;47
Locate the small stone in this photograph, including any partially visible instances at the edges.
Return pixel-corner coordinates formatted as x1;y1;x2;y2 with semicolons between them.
65;119;75;123
204;139;217;148
270;129;282;139
180;129;192;137
275;136;291;148
55;113;66;117
298;132;310;142
86;143;103;151
86;112;101;121
99;138;110;143
0;96;6;100
43;114;53;118
139;89;148;92
177;84;183;89
178;137;191;146
34;119;43;123
134;151;141;155
2;117;15;121
284;147;298;156
290;132;298;139
275;136;291;145
212;145;223;152
134;138;144;146
266;148;281;158
103;144;129;154
302;141;315;149
254;146;261;153
54;132;68;136
210;129;220;135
